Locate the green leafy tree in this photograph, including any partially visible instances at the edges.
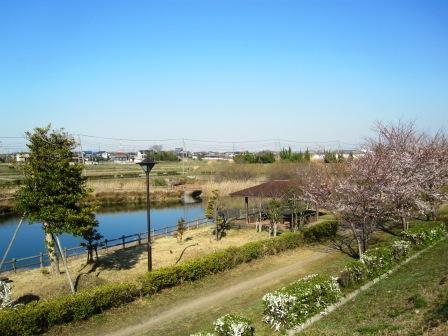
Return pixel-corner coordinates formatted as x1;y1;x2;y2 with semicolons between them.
205;190;233;240
15;126;99;274
266;199;282;237
234;151;256;163
177;217;186;242
146;150;180;161
255;151;275;163
283;189;308;231
304;149;311;162
280;147;305;162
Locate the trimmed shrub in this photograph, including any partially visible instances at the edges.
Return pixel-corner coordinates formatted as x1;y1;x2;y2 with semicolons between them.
214;314;254;336
337;260;368;288
0;282;140;336
263;274;341;331
140;222;338;295
303;220;338;242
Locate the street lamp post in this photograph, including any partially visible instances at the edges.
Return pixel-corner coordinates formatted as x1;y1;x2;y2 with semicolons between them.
137;158;156;271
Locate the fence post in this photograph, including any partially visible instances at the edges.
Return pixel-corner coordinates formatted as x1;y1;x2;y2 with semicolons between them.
196;219;199;229
138;233;141;245
122;235;126;249
12;258;16;273
39;252;44;268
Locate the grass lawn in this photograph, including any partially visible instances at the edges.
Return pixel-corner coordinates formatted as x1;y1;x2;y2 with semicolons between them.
301;238;448;336
44;245;351;336
8;226;270;300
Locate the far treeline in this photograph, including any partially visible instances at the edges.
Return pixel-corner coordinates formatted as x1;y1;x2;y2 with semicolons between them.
233;147;350;164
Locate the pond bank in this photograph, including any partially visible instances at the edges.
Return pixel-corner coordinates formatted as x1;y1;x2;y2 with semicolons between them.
0;188;203;215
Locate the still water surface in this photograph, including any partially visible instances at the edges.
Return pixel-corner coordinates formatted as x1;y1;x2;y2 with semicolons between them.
0;203;204;261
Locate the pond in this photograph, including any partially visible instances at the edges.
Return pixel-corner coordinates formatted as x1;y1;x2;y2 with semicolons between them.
0;202;205;263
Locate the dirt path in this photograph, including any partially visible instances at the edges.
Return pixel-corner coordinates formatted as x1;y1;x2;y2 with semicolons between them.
103;250;330;336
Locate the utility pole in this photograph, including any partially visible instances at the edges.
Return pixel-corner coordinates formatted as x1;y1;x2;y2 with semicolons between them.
182;138;186;176
78;136;86;175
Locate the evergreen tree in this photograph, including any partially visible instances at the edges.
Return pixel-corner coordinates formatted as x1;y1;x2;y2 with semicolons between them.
15;126;99;274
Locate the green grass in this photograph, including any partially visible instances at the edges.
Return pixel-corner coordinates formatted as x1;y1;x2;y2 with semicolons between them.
301;238;448;336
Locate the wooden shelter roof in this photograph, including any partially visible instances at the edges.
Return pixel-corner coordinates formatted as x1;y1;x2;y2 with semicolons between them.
229;180;301;198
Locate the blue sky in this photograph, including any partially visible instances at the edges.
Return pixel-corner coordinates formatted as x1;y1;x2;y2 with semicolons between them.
1;0;447;150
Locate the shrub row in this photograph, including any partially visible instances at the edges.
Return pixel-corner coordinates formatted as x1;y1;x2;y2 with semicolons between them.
190;314;254;336
263;274;341;331
0;221;339;336
262;221;447;333
303;220;338;243
339;222;447;289
0;282;139;336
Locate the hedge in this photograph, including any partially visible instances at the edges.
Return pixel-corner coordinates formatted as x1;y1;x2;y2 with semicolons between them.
140;222;339;294
0;282;140;336
263;274;341;330
338;222;447;289
0;221;339;336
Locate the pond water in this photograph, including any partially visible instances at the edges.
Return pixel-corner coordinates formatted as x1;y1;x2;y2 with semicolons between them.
0;202;205;262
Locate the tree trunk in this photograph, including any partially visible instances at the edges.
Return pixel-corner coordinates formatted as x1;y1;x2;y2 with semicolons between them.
44;223;60;274
357;238;363;258
54;235;75;293
401;217;408;231
273;222;277;237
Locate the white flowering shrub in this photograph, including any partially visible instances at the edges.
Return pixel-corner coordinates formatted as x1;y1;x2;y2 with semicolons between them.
0;280;13;309
337;260;368;288
213;314;254;336
401;223;446;247
360;247;394;278
391;240;412;260
263;274;341;331
190;333;215;336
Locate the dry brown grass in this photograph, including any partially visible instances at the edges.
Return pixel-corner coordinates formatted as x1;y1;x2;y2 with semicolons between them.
200;180;261;197
7;225;269;301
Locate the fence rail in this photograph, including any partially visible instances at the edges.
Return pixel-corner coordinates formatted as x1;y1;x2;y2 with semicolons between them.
0;208;261;274
0;217;211;273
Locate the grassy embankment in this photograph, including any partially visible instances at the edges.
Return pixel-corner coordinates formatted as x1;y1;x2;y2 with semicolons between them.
7;225;270;301
188;209;448;336
296;206;447;336
301;237;448;336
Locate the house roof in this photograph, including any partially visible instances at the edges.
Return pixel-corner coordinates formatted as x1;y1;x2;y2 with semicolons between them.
229;180;301;198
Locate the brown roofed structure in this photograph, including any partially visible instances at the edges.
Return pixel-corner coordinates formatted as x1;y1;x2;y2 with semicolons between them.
229;180;301;198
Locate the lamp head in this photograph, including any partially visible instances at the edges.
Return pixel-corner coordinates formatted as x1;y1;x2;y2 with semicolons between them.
137;158;156;173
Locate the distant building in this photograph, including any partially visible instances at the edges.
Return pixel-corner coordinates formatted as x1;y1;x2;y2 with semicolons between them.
15;153;29;162
110;152;130;163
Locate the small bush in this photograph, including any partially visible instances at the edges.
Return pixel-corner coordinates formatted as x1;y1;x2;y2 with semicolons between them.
409;293;427;309
303;220;338;242
263;274;341;331
214;314;254;336
152;177;167;187
401;223;446;247
391;240;412;260
360;247;394;278
337;260;368;288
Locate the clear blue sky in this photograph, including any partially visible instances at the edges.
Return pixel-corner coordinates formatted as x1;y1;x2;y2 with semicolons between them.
1;0;447;149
